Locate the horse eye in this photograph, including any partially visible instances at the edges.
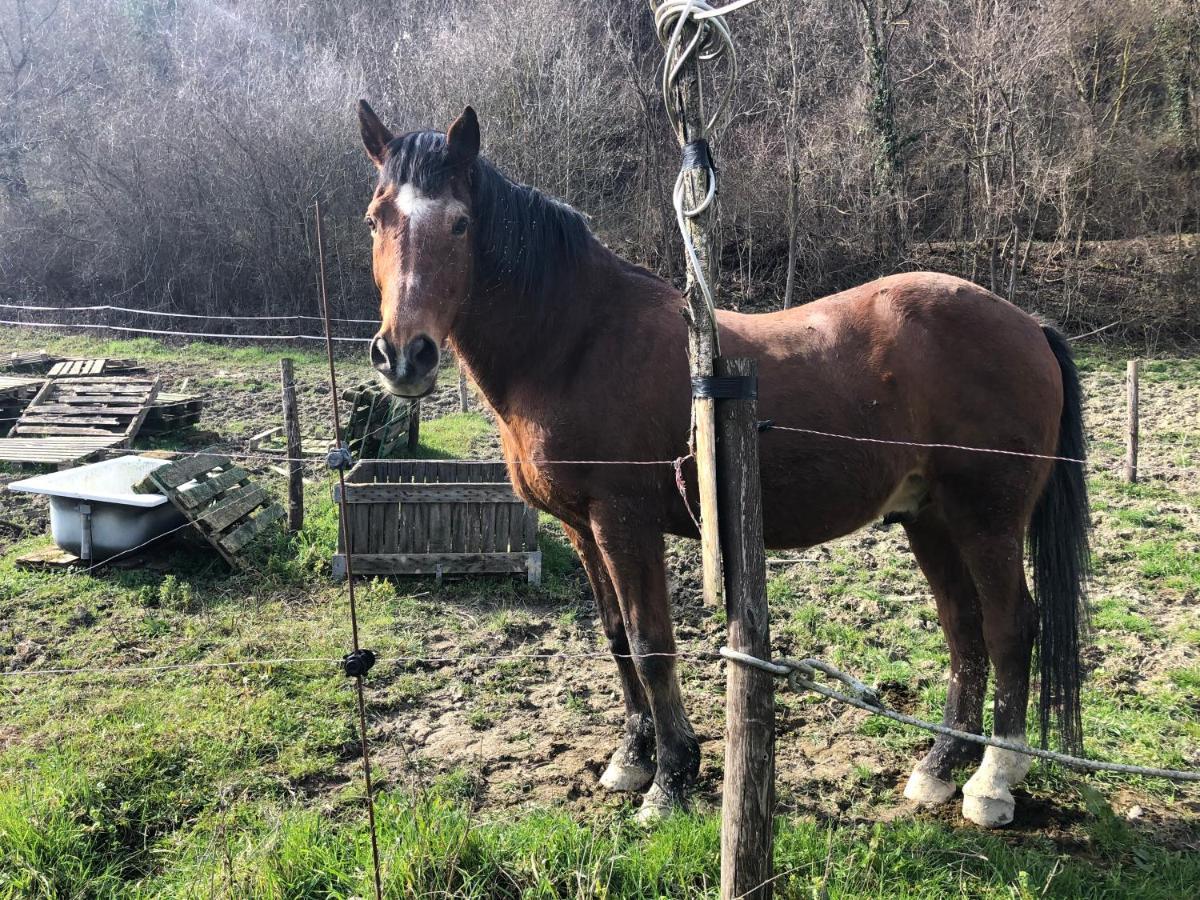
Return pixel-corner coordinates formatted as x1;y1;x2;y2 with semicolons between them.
364;215;377;232
451;216;469;236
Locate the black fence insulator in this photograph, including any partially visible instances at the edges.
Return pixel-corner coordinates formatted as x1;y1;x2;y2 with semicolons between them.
326;444;353;471
691;374;757;400
757;419;775;433
342;649;376;678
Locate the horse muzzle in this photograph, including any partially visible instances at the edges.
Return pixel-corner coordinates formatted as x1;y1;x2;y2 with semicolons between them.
371;333;440;398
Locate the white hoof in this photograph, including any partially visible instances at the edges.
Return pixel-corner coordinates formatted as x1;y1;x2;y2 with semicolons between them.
962;787;1016;828
600;754;654;792
903;769;957;805
961;740;1031;828
634;783;673;825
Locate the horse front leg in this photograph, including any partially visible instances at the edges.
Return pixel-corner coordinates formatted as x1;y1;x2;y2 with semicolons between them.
562;524;655;792
590;508;699;823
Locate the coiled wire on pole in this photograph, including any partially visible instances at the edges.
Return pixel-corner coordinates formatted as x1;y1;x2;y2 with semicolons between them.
653;0;741;324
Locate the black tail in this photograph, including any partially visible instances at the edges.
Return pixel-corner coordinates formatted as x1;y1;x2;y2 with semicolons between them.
1029;325;1091;754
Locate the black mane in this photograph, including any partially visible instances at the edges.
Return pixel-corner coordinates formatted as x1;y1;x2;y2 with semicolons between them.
380;130;595;300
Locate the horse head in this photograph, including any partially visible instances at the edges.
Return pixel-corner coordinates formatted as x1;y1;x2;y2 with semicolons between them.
358;100;479;398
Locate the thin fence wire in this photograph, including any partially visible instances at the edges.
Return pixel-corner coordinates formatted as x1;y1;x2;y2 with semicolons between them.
0;302;376;326
0;319;363;342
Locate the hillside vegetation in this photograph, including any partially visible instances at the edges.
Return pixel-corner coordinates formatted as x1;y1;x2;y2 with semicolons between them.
0;1;1197;337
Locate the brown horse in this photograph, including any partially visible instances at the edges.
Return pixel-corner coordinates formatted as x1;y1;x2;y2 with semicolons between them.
355;102;1091;828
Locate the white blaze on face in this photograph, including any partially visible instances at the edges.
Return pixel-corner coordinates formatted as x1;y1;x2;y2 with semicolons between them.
396;183;438;220
395;183;469;223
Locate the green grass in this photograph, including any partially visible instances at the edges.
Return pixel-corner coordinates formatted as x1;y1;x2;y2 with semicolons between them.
413;412;496;459
4;767;1198;899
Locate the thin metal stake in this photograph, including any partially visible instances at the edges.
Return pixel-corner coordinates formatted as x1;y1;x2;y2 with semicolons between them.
315;199;384;900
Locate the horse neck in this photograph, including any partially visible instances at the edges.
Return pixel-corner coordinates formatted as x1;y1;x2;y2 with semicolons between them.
448;245;616;421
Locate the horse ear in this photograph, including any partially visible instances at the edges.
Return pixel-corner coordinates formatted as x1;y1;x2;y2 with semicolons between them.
358;99;393;168
445;106;480;172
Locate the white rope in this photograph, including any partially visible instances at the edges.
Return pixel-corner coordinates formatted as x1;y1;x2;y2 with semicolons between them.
720;648;1200;782
0;319;363;342
654;1;738;137
0;302;376;325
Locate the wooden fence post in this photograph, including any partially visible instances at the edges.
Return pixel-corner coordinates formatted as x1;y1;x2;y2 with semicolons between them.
1125;359;1139;484
671;33;724;611
657;10;774;895
280;358;303;531
717;358;774;900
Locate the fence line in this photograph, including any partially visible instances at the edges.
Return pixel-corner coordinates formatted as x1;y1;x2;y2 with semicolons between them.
0;319;363;342
0;302;377;326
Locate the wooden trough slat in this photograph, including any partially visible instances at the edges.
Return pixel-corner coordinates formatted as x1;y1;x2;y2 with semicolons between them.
139;454;284;569
340;552;535;576
333;482;520;504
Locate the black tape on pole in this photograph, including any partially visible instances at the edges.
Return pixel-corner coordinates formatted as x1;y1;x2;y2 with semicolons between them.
682;138;715;173
692;375;757;401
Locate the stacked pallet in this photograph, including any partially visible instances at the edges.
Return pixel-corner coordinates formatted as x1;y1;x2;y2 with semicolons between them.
2;350;60;374
0;375;43;437
342;381;417;459
143;393;204;434
47;357;145;378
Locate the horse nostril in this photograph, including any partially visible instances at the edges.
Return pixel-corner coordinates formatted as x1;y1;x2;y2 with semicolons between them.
407;335;439;375
371;336;396;375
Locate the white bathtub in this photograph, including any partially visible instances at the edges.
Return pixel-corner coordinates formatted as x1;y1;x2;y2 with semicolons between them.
9;456;187;562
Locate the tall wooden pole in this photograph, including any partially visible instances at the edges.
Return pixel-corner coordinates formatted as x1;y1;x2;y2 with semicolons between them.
1125;359;1139;483
280;357;304;531
717;358;774;900
671;31;724;610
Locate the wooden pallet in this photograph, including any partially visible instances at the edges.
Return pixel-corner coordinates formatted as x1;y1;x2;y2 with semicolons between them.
2;350;61;374
47;357;144;378
142;393;203;434
10;375;160;446
0;375;44;437
136;454;285;568
332;460;541;582
342;382;417;459
0;436;122;465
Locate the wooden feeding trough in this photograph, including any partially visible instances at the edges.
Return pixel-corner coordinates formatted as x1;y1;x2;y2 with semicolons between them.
332;460;541;583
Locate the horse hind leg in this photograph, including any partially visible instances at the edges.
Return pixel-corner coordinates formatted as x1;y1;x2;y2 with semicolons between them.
563;525;655;793
957;532;1038;828
902;516;988;805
